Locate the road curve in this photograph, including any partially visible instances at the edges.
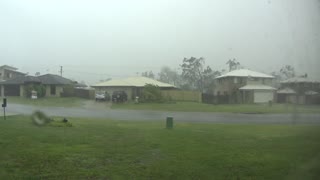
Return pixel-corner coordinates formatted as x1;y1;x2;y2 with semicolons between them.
5;103;320;124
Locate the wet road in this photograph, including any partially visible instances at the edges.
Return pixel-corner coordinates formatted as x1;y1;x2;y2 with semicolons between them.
6;103;320;124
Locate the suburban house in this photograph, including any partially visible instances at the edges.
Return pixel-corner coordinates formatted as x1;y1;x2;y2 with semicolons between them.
277;76;320;104
0;74;74;97
91;76;175;100
214;69;276;103
0;65;25;82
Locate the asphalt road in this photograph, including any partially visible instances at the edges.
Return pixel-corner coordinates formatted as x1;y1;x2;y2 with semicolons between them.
5;103;320;124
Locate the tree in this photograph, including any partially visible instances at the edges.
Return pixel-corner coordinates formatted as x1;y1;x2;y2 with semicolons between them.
141;84;164;103
180;57;220;92
141;71;155;79
226;58;241;71
280;65;295;79
202;66;221;93
180;57;205;91
271;71;282;88
158;66;180;86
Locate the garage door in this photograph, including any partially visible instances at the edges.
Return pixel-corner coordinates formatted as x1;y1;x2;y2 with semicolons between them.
254;91;273;103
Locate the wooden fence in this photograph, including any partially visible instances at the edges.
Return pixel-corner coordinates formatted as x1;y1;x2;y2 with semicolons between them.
202;93;230;104
161;90;202;102
61;88;95;99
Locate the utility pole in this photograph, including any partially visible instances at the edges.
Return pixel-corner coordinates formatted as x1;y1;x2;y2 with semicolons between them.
60;66;63;77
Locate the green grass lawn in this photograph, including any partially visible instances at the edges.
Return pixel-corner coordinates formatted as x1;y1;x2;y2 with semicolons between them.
0;115;320;179
112;101;320;114
6;96;89;107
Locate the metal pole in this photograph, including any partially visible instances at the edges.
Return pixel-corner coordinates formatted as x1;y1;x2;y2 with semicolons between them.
3;107;5;120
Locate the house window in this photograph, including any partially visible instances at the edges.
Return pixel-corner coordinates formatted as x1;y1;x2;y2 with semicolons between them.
50;85;56;95
0;73;2;76
6;73;11;78
239;78;243;84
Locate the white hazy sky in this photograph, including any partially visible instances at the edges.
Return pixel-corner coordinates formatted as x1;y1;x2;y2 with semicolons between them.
0;0;319;84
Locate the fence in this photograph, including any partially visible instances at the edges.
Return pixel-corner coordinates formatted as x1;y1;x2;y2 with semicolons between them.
202;93;229;104
74;88;95;99
61;87;95;99
161;90;202;102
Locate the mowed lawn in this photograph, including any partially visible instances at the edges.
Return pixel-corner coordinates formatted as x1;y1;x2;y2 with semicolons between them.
0;116;320;179
112;101;320;114
7;96;89;107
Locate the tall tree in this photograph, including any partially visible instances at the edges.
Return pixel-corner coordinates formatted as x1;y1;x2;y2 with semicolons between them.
180;57;205;91
180;57;220;92
158;66;180;86
280;65;295;79
141;71;155;79
202;66;221;93
226;58;241;71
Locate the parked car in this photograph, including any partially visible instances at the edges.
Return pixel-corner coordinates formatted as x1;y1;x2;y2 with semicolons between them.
95;91;110;101
112;91;127;103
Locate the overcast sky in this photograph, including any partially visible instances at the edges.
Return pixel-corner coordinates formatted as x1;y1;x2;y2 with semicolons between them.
1;0;319;84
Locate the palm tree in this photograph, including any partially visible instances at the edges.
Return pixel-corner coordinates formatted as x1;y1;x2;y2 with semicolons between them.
226;58;240;71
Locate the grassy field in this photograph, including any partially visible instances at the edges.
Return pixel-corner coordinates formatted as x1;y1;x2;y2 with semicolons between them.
0;115;320;179
6;96;89;107
112;102;320;113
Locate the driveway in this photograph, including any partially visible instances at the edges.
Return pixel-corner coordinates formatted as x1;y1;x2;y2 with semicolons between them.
5;103;320;124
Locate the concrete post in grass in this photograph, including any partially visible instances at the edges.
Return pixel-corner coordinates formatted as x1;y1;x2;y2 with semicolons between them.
166;117;173;129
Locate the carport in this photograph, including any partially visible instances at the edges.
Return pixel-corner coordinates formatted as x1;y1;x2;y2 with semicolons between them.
240;84;276;103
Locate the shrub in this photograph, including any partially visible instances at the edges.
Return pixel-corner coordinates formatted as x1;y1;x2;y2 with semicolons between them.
24;84;46;98
141;84;164;103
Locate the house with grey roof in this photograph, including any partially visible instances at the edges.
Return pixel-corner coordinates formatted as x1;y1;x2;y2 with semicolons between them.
277;76;320;104
0;74;74;97
214;69;276;103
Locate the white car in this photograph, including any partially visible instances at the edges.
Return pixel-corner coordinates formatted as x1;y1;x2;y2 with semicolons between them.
95;92;106;101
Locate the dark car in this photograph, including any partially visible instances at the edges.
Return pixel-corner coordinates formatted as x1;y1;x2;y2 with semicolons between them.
112;91;127;103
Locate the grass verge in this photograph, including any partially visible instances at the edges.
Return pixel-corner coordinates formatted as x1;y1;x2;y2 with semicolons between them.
0;115;320;179
6;96;88;107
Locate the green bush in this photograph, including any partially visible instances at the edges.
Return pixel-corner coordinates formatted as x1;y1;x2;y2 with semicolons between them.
141;84;165;103
24;84;46;98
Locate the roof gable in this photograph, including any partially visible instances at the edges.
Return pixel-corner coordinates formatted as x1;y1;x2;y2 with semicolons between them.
0;74;73;85
92;76;174;87
216;69;274;79
0;75;41;85
281;77;320;83
38;74;73;85
0;65;18;71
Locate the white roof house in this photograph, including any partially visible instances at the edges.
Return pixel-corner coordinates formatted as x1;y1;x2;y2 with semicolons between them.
277;87;296;94
281;76;320;83
92;76;175;88
216;69;274;79
239;84;276;91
